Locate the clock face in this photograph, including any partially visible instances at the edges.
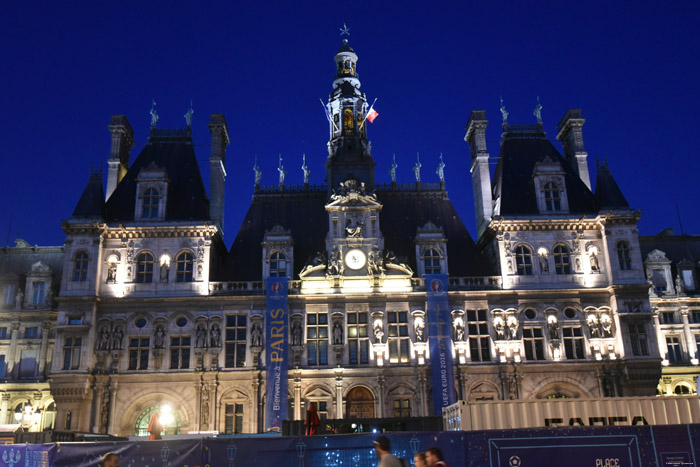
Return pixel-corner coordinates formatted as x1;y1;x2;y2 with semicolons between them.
344;249;367;270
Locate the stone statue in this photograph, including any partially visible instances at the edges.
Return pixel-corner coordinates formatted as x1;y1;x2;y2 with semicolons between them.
539;251;549;272
367;247;384;275
253;156;262;185
196;324;207;348
333;322;343;345
44;287;53;306
676;274;685;294
507;316;518;340
150;100;159;127
201;386;210;426
277;155;286;185
345;216;364;238
106;264;116;283
436;154;445;182
291;321;302;346
373;322;384;344
414;317;425;342
533;96;542;124
494;318;506;340
154;325;165;349
413;154;422;182
589;250;600;272
328;246;343;275
547;318;558;340
500;96;509;124
453;318;465;342
210;323;221;347
184;102;194;127
251;322;263;347
390;154;397;182
301;154;310;184
587;315;599;337
97;327;109;350
160;262;169;282
14;289;23;310
600;314;613;338
111;327;124;350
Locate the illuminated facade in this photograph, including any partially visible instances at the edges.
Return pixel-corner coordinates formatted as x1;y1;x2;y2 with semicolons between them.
4;38;690;437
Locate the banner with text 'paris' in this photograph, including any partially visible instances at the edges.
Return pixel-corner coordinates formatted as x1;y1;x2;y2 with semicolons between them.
426;273;457;415
265;277;289;432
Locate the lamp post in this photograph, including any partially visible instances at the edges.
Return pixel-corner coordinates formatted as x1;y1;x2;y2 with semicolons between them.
226;443;237;467
409;435;420;466
296;440;306;467
160;444;170;467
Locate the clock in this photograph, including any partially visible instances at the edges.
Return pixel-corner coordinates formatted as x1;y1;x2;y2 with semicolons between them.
344;249;367;270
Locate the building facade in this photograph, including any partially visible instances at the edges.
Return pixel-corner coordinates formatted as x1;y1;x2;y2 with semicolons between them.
3;39;695;437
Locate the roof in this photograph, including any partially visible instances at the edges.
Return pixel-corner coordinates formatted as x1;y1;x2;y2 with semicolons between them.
72;171;105;219
221;187;488;281
594;161;630;210
103;130;210;222
337;40;355;54
639;231;700;279
0;241;65;283
492;125;597;216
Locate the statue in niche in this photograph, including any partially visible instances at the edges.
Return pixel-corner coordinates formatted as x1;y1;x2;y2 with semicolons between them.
154;325;165;349
345;216;364;238
111;327;124;350
373;322;384;343
600;314;613;338
494;318;506;340
587;315;599;337
328;246;343;275
291;321;302;346
414;317;425;342
508;375;518;400
44;288;53;306
333;322;343;345
160;262;169;282
539;252;549;273
97;327;110;350
210;323;221;348
507;316;518;340
453;318;465;342
589;249;600;272
106;263;116;283
251;322;263;347
196;324;207;348
14;289;23;310
547;317;559;340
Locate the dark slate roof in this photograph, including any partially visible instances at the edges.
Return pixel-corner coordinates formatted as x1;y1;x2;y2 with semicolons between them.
337;40;355;54
639;232;700;278
222;188;487;281
103;131;210;222
72;172;105;219
594;162;630;210
0;242;65;284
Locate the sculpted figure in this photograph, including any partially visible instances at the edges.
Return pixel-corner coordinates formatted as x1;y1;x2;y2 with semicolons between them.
196;324;207;348
333;322;343;345
251;322;263;347
210;324;221;347
291;321;302;346
154;325;165;349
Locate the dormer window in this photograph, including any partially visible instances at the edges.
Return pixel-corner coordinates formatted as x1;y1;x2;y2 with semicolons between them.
543;182;562;210
533;159;569;214
515;245;533;275
72;251;89;282
2;284;15;305
135;163;169;221
176;252;194;282
423;248;442;274
32;282;46;305
269;251;287;277
136;252;154;283
617;241;632;270
142;188;161;219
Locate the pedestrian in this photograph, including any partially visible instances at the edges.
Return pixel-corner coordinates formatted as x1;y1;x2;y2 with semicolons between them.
373;436;403;467
425;447;450;467
101;452;119;467
147;411;162;440
304;404;320;435
414;452;427;467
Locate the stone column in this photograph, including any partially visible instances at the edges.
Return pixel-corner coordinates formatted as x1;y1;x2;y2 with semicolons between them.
0;393;9;425
7;324;19;374
652;310;667;361
38;323;50;374
293;372;302;421
680;307;696;361
418;371;428;416
109;380;118;434
334;369;344;419
376;374;385;418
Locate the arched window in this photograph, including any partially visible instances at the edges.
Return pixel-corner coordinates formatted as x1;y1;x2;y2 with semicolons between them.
134;405;180;436
674;384;692;395
73;251;89;282
553;245;571;274
142;188;161;219
617;241;632;270
424;248;441;274
343;109;354;135
136;253;154;283
176;252;194;282
269;251;287;277
543;182;561;211
514;246;533;275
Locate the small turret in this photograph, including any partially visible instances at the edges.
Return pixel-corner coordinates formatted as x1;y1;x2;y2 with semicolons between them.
106;115;134;200
465;111;492;238
556;109;591;190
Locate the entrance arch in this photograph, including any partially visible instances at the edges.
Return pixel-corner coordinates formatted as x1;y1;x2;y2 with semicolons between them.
345;386;374;418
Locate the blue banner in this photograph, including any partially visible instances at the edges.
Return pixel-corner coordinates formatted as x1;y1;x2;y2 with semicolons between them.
425;274;457;415
265;277;289;432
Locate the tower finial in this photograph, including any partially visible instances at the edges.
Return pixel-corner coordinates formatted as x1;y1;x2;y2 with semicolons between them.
436;153;446;182
253;155;261;185
413;153;422;182
390;154;397;182
149;100;159;128
278;154;286;185
499;96;509;124
340;23;350;41
301;154;310;184
533;96;543;124
184;101;194;127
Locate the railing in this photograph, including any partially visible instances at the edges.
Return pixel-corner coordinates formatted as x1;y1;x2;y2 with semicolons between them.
375;182;443;191
413;276;502;290
255;184;327;193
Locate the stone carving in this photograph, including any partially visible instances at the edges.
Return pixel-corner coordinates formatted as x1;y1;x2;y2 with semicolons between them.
253;156;262;185
328;246;344;276
107;263;117;283
333;322;343;345
301;154;310;183
390;154;397;182
373;321;384;343
600;313;613;338
14;289;23;310
587;314;599;337
414;316;425;342
453;317;465;342
110;327;124;350
150;100;159;127
345;215;364;238
533;96;542;124
100;389;110;433
367;247;384;275
251;322;263;347
184;103;194;127
506;316;519;340
210;323;221;348
277;155;286;185
413;154;421;182
676;274;685;294
500;96;509;124
291;321;302;346
494;317;506;340
160;262;169;282
436;154;445;182
201;385;210;426
154;325;165;349
97;327;110;350
547;316;559;340
196;324;207;348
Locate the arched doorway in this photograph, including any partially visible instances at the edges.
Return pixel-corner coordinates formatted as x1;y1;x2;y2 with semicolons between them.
345;386;374;418
134;405;181;436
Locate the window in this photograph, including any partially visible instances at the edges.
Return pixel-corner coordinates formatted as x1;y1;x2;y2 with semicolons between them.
562;326;585;359
467;309;491;362
651;269;667;293
675;385;692;395
393;398;411;417
347;311;369;365
553;245;571;275
543;182;562;210
514;246;533;275
343;108;354;135
310;401;328;420
175;252;194;282
142;188;161;219
170;336;191;369
225;315;247;368
269;252;287;277
307;312;328;366
0;355;4;379
661;311;675;324
692;311;700;324
2;284;15;305
666;337;682;364
696;335;700;355
523;328;545;360
73;252;89;282
224;403;244;434
31;282;45;305
0;327;7;339
682;270;695;291
388;311;410;364
136;253;154;283
128;337;150;370
617;241;632;270
25;327;39;339
628;323;649;356
423;249;441;274
63;337;82;370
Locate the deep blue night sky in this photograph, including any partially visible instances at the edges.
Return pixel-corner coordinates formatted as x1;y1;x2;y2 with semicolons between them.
2;2;699;247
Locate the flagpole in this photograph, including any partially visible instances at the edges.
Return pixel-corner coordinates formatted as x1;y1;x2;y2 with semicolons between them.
359;98;377;131
320;99;339;131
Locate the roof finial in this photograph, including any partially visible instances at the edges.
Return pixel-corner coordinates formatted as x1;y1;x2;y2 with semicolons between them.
253;155;261;185
301;154;310;184
413;153;422;182
390;154;397;182
184;101;194;128
149;100;159;128
533;96;543;124
436;153;446;182
499;96;509;124
278;154;286;185
340;23;350;42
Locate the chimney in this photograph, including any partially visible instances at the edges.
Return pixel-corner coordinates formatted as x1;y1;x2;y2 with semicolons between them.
209;114;229;234
556;109;591;190
465;111;492;238
106;115;134;200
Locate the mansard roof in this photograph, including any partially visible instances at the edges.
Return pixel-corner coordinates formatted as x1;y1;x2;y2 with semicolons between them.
0;241;65;282
639;231;700;279
72;171;105;219
103;130;210;222
492;125;597;216
221;187;487;281
594;162;630;210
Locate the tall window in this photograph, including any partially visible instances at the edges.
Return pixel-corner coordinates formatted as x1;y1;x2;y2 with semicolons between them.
347;311;369;365
467;309;490;362
310;401;328;420
307;312;328;366
0;355;5;379
662;311;675;324
514;246;533;275
170;336;191;369
628;323;649;356
142;188;160;219
0;327;7;339
224;403;244;434
25;327;39;338
269;252;287;277
225;315;247;368
136;253;154;283
563;326;585;359
543;182;562;210
31;282;46;305
128;337;150;370
553;245;571;275
423;249;441;274
617;241;632;270
388;311;410;364
666;337;682;364
343;108;354;135
176;252;194;282
651;270;667;293
523;328;545;360
73;252;89;282
63;337;82;370
393;398;411;417
2;284;14;305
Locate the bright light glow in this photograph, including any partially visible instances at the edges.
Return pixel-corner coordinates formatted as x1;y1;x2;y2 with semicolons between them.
107;254;119;264
351;423;357;429
160;254;171;266
160;404;174;427
537;247;548;256
372;428;377;433
661;359;669;366
692;358;699;365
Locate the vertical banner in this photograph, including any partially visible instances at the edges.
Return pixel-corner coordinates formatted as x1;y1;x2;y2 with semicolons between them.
426;274;457;415
265;277;289;432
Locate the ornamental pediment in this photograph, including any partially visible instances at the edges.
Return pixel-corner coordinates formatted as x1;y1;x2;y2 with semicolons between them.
645;249;669;262
327;179;382;209
29;261;52;275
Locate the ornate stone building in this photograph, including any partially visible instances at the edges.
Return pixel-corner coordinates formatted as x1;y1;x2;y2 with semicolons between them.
1;38;680;437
